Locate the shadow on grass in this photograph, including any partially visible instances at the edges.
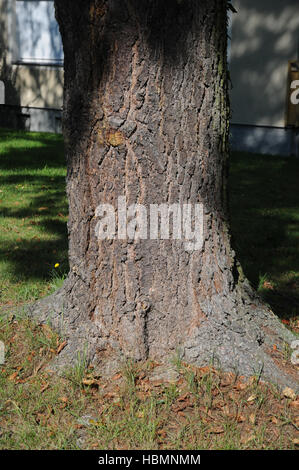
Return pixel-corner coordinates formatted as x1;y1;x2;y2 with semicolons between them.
0;128;65;170
0;128;68;287
229;151;299;322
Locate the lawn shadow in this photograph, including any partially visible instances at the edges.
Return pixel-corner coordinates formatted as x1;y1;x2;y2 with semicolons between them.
0;128;65;170
0;128;68;290
229;151;299;322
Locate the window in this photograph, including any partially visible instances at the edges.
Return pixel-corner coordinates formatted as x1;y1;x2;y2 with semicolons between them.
14;0;63;65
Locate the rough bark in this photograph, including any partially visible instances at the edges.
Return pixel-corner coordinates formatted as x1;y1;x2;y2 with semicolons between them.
29;0;298;389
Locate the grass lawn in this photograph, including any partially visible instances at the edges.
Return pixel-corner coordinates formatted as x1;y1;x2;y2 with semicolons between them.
0;128;298;450
0;128;68;305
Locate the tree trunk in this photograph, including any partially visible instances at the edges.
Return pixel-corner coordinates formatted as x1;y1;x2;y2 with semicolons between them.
31;0;298;389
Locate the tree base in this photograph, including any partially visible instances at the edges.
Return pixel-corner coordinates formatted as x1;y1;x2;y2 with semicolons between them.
27;276;299;392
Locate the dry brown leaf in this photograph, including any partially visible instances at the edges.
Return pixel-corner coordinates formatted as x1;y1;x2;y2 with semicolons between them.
283;387;296;400
40;383;49;393
157;429;167;438
111;373;122;381
293;417;299;427
103;391;117;399
236;414;246;423
209;426;224;434
59;396;68;403
82;378;99;386
235;381;247;391
8;371;19;381
247;394;257;402
137;371;146;380
199;366;211;375
172;402;188;413
177;393;189;402
249;413;256;425
289;400;299;410
56;341;67;354
263;281;274;290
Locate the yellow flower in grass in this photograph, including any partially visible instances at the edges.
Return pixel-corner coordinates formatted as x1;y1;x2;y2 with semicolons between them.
54;263;60;268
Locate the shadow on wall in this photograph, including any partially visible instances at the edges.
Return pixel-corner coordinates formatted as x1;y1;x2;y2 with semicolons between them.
230;124;299;157
230;0;299;127
0;0;64;132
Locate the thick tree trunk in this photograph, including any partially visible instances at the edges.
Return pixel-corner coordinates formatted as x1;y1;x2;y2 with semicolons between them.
31;0;298;388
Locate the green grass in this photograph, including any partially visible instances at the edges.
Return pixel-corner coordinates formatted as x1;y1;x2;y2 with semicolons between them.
0;128;298;450
0;128;68;305
0;316;297;450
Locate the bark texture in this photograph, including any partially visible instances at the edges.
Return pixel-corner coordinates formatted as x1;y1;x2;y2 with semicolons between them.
30;0;298;389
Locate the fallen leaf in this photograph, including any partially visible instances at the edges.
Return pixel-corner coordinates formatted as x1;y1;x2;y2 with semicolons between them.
177;393;189;402
40;383;49;393
59;396;68;403
283;387;296;400
247;394;257;402
8;371;19;381
82;378;100;386
111;373;122;381
236;414;246;423
209;426;224;434
56;341;67;354
172;401;189;413
249;413;256;425
289;400;299;410
235;381;247;391
263;281;274;290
